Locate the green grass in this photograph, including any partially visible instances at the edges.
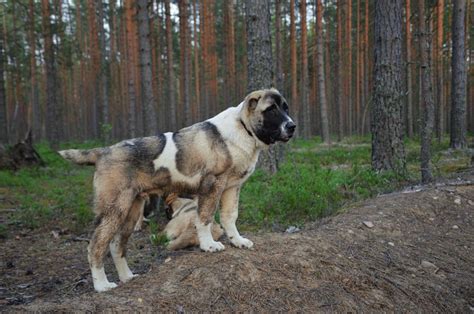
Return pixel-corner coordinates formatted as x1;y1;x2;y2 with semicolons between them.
0;136;471;235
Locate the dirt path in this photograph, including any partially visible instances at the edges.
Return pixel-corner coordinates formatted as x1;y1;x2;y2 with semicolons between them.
1;175;473;312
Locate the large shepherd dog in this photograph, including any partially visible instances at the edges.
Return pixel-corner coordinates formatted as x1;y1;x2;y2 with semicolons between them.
59;88;295;292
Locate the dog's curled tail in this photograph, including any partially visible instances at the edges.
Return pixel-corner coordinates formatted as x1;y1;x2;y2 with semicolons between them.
58;148;102;165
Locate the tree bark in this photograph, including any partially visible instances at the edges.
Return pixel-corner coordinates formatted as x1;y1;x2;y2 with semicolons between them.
371;0;406;174
289;0;298;132
223;0;236;106
125;0;137;137
316;0;330;144
41;0;60;148
179;0;191;126
165;0;177;130
336;0;343;141
138;0;159;135
435;0;444;142
192;0;200;122
405;0;414;137
275;0;283;92
245;0;282;174
97;1;110;141
0;31;7;144
28;0;39;141
300;0;310;138
418;0;435;183
450;0;467;149
345;0;352;135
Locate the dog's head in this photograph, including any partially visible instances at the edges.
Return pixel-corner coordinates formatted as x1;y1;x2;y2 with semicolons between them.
243;89;296;145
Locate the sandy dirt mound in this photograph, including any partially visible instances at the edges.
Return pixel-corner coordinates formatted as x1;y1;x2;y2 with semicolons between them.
2;177;473;312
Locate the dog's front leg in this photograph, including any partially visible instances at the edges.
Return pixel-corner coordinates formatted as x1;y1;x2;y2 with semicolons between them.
220;187;254;249
196;175;227;252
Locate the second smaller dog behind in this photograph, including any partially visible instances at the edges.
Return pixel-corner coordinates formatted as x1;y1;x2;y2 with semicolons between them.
163;194;224;250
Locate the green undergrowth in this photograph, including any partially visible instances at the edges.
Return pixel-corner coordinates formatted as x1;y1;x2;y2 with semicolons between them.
0;136;471;236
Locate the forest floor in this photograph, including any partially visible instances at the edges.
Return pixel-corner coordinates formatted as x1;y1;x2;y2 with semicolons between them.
1;170;473;312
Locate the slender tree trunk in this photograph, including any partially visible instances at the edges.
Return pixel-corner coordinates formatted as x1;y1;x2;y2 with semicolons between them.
125;0;137;137
355;0;361;133
0;33;7;144
97;1;110;141
363;0;370;135
300;0;310;138
275;0;283;91
192;0;200;122
418;0;435;183
224;0;236;106
371;0;406;174
450;0;467;149
165;0;177;130
28;0;39;141
336;1;343;141
179;0;191;126
316;0;330;143
138;0;159;135
406;0;414;137
290;0;298;132
245;0;282;174
346;0;352;135
41;0;60;148
436;0;444;142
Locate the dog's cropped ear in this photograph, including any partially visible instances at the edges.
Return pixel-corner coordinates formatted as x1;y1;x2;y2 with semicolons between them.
245;90;264;111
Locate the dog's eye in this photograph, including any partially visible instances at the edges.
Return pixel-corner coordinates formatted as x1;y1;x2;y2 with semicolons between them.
282;103;289;113
264;104;277;113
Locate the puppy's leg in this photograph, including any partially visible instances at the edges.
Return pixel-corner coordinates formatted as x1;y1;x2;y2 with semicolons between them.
196;175;227;252
220;187;253;249
89;189;134;292
110;197;143;282
133;194;147;231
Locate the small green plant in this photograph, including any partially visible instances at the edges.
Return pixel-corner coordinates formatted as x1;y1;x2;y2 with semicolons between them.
148;219;169;246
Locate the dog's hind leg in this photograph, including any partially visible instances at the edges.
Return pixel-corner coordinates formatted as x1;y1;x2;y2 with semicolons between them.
88;189;135;292
110;197;143;283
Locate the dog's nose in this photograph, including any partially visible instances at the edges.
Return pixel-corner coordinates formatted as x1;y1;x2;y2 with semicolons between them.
285;121;296;134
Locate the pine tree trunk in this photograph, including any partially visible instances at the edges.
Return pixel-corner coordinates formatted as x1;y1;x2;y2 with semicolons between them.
223;0;236;106
436;0;444;142
28;0;39;141
275;0;283;91
125;0;137;137
316;0;330;144
336;1;344;141
192;0;200;122
371;0;406;174
450;0;467;149
300;0;310;138
41;0;60;148
418;0;435;183
346;0;352;135
289;0;298;133
97;1;110;141
355;0;361;133
245;0;282;174
165;0;177;130
405;0;414;137
0;33;7;144
138;0;159;135
179;0;191;126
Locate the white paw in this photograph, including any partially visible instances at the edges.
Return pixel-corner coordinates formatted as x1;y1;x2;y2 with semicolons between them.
200;240;225;252
94;280;118;292
230;236;254;249
119;273;138;283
